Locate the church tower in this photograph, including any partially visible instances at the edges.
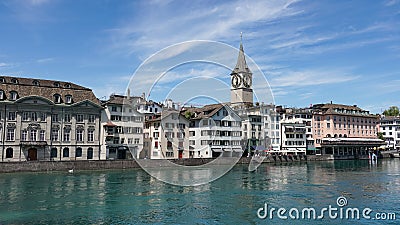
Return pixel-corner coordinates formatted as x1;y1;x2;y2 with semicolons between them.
230;35;253;109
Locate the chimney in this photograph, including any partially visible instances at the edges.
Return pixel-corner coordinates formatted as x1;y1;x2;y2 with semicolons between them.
127;88;130;100
141;92;146;101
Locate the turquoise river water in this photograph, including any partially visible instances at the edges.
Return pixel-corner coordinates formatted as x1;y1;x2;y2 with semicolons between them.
1;159;400;224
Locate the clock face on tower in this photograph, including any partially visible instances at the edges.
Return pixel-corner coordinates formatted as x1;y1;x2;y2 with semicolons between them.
231;74;241;88
243;74;252;88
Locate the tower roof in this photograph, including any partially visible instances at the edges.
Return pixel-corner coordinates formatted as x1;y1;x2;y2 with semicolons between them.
232;36;251;74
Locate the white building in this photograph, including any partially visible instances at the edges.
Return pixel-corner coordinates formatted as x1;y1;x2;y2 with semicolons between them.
279;107;313;155
143;109;189;159
235;104;280;155
101;94;144;159
380;116;400;150
183;104;242;158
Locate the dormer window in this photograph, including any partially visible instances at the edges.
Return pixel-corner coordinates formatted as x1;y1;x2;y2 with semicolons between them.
54;94;62;103
32;80;40;86
11;78;18;84
0;77;5;83
10;91;18;100
54;82;60;87
65;83;71;88
65;95;72;104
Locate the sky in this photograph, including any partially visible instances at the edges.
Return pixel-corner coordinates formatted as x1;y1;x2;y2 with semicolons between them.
0;0;399;113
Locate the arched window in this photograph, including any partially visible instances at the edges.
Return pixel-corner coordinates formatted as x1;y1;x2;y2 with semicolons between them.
32;80;40;86
76;147;82;157
64;83;71;88
10;91;18;100
65;95;72;104
54;94;62;103
50;148;57;158
63;147;69;157
339;134;342;138
0;77;5;83
326;134;331;138
87;147;93;159
11;78;18;84
53;82;60;87
6;148;13;158
334;134;338;138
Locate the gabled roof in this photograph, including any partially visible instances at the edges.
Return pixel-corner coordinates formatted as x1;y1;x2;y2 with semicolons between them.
182;103;227;120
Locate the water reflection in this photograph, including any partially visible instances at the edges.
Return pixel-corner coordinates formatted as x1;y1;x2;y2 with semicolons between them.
0;160;399;224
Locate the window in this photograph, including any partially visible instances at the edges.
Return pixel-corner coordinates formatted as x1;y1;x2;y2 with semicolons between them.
11;78;18;84
52;114;59;122
8;112;16;121
41;113;46;121
76;129;84;142
21;130;27;141
63;129;70;142
32;80;40;86
54;82;60;87
54;94;61;103
6;148;13;158
65;83;71;88
52;129;59;141
154;141;159;148
39;130;45;141
7;128;15;141
64;114;71;122
63;148;69;157
87;148;93;159
87;130;94;142
65;95;72;104
135;127;142;134
31;112;37;121
134;138;140;144
128;138;133;144
0;77;4;83
77;114;84;123
76;147;82;157
30;130;37;141
50;148;57;158
88;115;95;123
0;90;4;100
22;112;29;121
111;106;117;112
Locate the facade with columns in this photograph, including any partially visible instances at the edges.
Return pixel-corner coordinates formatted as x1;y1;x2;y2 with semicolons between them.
0;76;103;162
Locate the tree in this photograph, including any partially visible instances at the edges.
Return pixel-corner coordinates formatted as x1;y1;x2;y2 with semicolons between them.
377;132;385;141
383;106;400;117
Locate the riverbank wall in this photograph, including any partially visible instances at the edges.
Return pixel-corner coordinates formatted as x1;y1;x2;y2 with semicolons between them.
0;154;377;173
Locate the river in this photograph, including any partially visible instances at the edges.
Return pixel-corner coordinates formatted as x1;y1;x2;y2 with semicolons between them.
1;159;399;224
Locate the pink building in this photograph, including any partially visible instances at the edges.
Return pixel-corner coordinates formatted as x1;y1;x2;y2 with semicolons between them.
311;103;383;158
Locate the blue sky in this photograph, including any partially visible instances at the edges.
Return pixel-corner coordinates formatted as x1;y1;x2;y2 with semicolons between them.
0;0;399;113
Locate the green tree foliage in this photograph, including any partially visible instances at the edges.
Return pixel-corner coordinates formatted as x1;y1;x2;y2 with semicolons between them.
377;132;385;140
383;106;400;117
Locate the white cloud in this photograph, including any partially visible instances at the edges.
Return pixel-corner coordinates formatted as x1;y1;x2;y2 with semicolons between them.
108;0;304;55
270;69;359;87
0;63;10;67
36;57;54;63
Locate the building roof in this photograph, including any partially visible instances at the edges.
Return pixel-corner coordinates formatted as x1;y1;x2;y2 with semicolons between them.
312;103;377;118
0;75;100;105
231;40;251;74
182;103;225;120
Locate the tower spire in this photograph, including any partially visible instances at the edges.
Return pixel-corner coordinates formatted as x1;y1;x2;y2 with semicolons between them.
232;32;250;74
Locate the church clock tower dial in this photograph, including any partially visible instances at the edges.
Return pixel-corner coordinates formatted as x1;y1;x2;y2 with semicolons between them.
230;34;253;109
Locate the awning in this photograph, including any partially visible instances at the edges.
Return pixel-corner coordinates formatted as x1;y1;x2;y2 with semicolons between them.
104;121;116;127
224;148;233;152
211;148;223;152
